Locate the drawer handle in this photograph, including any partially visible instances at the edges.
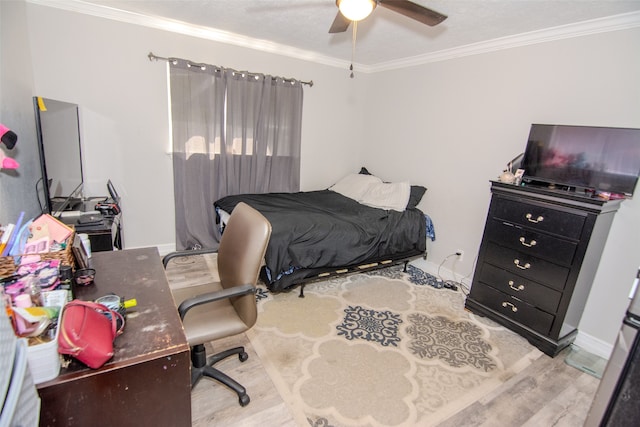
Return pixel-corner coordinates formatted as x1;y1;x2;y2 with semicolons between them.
508;280;525;291
514;259;531;270
502;302;518;312
519;237;537;247
525;213;544;223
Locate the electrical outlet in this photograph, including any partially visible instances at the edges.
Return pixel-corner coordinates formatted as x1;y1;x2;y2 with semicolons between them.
455;249;464;262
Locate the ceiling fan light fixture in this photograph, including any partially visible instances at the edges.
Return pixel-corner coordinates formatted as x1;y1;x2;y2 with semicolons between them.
337;0;376;22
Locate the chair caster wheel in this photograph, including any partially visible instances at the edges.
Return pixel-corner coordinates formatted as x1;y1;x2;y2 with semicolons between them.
239;351;249;362
239;394;250;407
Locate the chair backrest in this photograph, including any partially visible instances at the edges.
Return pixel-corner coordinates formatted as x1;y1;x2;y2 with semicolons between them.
217;202;272;327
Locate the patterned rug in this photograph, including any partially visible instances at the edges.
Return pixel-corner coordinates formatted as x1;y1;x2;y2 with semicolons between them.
248;265;542;427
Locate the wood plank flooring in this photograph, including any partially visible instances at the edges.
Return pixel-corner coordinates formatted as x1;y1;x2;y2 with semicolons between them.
189;327;600;426
165;257;601;426
189;333;299;427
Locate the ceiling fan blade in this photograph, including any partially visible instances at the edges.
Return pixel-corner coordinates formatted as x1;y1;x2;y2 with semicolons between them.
329;11;351;33
379;0;447;26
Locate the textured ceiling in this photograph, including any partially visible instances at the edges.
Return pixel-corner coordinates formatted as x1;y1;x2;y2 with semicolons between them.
57;0;640;67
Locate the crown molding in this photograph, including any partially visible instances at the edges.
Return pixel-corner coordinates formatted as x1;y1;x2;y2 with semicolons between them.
366;10;640;73
27;1;640;74
26;0;351;70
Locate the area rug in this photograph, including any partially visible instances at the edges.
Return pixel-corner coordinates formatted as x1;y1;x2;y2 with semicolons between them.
248;265;543;427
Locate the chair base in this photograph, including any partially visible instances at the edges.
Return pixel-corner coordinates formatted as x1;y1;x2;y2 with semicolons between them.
191;343;250;407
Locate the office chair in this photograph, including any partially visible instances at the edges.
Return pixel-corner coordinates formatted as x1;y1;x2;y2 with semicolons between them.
163;202;271;406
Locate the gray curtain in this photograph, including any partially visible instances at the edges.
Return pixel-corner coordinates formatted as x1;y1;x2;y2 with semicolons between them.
169;59;303;250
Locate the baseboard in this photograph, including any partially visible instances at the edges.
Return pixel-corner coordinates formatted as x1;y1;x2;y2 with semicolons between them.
410;258;439;277
574;331;613;361
154;244;176;256
124;243;175;257
410;258;473;289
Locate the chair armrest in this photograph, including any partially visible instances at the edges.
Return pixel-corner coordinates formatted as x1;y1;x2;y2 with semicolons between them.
162;248;219;268
177;284;255;320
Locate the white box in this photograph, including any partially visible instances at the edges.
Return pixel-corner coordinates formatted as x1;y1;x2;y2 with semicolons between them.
25;290;67;385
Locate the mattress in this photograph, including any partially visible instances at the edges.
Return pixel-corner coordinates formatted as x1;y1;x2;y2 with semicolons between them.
215;190;428;292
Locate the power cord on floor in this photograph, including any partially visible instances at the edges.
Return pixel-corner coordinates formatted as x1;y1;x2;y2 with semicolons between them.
437;252;478;296
437;253;462;293
456;254;478;297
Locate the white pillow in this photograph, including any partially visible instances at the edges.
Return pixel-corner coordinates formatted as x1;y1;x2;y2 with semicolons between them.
359;181;411;212
329;174;382;201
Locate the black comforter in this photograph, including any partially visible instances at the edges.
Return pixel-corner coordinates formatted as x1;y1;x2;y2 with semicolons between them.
215;190;426;292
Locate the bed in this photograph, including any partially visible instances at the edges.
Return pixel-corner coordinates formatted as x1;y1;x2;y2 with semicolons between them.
214;170;434;294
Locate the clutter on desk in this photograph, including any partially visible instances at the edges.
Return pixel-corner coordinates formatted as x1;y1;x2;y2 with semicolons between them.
0;212;92;382
1;256;68;375
71;234;90;269
95;294;132;330
1;213;76;278
73;268;96;286
0;212;135;376
2;284;68;384
57;300;125;369
58;265;74;302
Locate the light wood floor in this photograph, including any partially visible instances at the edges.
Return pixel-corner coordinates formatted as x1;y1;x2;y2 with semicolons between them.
165;258;600;426
189;332;298;426
189;331;600;426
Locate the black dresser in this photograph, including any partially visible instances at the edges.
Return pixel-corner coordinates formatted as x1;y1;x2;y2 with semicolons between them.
465;181;622;356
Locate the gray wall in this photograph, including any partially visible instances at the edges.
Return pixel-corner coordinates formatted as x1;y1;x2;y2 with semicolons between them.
2;1;639;357
19;2;367;254
0;1;42;224
363;28;640;358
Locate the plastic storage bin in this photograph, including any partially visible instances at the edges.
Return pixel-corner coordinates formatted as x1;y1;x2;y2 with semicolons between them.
25;290;67;384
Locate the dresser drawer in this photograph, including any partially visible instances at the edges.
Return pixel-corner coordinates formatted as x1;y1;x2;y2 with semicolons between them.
484;242;570;290
477;263;562;313
469;283;554;336
486;219;578;266
491;197;585;240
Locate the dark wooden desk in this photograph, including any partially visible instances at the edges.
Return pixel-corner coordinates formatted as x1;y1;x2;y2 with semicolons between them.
37;247;191;426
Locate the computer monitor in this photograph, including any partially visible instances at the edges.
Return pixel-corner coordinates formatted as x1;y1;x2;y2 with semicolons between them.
33;97;84;216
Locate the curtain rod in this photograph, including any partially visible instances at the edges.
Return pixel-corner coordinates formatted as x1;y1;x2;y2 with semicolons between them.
148;52;313;87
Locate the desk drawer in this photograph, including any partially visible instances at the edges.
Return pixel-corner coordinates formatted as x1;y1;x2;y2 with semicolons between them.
477;263;562;313
491;197;585;239
469;283;554;336
484;242;570;289
486;219;577;266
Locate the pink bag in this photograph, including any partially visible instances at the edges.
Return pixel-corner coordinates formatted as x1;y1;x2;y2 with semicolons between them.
58;300;124;369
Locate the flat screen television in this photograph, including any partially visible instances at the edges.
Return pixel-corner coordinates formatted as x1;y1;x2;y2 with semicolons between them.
521;124;640;198
33;97;84;216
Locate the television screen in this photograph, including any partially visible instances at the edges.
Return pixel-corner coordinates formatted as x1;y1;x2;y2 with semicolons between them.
33;97;84;215
521;124;640;197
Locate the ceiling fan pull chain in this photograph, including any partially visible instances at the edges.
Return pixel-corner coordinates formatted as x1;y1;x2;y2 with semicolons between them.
350;21;357;78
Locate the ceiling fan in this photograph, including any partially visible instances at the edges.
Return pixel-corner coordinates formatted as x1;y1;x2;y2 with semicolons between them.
329;0;448;33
